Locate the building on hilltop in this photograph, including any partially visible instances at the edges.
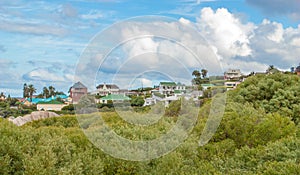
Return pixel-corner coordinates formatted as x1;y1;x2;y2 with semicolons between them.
158;82;186;95
96;83;120;96
224;69;242;80
69;82;88;104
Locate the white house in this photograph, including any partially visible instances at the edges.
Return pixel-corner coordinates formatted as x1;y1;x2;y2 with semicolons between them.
224;69;242;80
143;97;156;106
224;81;241;90
158;82;186;95
96;83;120;96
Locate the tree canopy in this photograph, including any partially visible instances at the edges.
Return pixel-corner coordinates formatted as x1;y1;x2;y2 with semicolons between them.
1;73;300;174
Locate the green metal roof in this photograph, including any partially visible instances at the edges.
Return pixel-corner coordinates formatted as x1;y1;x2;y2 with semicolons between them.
100;94;131;100
160;82;177;86
37;100;64;104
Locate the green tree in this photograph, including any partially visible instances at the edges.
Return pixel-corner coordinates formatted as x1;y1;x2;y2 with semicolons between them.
42;87;49;98
48;86;56;97
131;96;145;107
23;83;29;98
201;69;208;78
28;84;36;102
192;70;201;78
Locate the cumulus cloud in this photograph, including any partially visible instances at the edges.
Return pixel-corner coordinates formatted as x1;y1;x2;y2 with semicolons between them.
196;7;300;72
22;62;75;84
75;17;221;90
197;7;254;59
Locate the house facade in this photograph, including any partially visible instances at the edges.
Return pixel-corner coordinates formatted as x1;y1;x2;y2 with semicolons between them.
224;81;241;90
158;82;186;95
99;94;131;104
69;82;88;104
96;84;120;96
37;100;67;111
224;69;242;80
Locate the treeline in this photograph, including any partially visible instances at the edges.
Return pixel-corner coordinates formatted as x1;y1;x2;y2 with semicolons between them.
0;73;300;174
23;84;65;100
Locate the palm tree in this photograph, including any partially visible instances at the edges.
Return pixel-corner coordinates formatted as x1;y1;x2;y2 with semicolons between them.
48;86;56;97
23;83;29;98
28;84;36;102
201;69;208;78
42;87;49;98
192;70;201;78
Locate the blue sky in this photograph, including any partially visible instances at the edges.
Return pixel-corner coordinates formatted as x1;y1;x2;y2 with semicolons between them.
0;0;300;96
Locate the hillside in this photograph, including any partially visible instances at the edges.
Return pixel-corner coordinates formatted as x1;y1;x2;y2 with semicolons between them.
1;73;300;174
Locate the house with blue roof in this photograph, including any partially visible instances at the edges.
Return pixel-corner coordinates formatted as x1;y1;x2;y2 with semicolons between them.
22;95;69;105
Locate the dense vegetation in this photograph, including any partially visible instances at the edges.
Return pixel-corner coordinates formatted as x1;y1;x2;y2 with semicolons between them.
0;97;36;118
1;73;300;174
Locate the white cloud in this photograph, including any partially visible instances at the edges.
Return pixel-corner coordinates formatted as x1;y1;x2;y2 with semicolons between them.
262;19;284;43
75;17;222;90
197;7;254;59
195;7;300;72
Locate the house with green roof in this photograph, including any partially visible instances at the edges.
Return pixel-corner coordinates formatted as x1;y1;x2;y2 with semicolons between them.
99;94;131;104
36;100;67;111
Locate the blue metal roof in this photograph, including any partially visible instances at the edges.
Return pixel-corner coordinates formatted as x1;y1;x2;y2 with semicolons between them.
25;95;68;104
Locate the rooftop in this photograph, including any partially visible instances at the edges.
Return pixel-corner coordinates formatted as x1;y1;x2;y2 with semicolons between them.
37;100;64;105
71;82;87;89
160;82;177;86
24;95;68;104
97;84;119;89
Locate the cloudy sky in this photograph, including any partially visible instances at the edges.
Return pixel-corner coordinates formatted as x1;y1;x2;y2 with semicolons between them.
0;0;299;96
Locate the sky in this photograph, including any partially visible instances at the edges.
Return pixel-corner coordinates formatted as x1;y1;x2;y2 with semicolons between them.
0;0;300;97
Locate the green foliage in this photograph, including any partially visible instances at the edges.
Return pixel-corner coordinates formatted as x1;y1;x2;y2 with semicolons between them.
192;69;210;85
62;104;75;111
130;96;145;107
213;103;296;148
1;73;300;174
229;73;300;123
165;99;181;117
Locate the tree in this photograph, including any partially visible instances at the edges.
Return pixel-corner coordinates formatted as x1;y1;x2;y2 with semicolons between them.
192;70;201;78
131;96;145;107
48;86;56;97
192;69;210;85
0;92;5;99
28;84;36;102
23;83;29;98
201;69;208;78
42;87;49;98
